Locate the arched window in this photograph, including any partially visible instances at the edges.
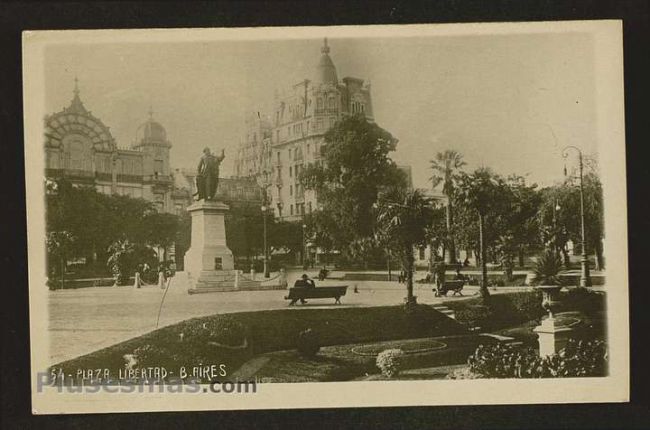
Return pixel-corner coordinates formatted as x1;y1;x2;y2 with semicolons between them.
63;135;92;171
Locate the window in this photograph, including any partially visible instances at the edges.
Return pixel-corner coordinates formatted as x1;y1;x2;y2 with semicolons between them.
300;204;305;215
277;152;280;163
289;166;292;177
290;204;294;215
154;193;165;212
419;247;426;260
290;185;293;196
328;96;335;108
154;159;163;175
317;98;323;109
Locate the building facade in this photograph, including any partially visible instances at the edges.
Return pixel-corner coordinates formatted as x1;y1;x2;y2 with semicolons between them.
44;80;263;264
45;79;261;212
233;39;375;221
44;79;185;213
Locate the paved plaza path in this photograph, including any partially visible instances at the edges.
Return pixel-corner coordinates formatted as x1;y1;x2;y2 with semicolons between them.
48;270;533;365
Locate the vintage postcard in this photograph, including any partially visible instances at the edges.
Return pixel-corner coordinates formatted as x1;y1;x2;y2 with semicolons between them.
23;21;628;414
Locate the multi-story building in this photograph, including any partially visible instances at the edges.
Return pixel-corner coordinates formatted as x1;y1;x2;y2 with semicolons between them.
44;79;262;265
44;79;184;213
234;38;375;221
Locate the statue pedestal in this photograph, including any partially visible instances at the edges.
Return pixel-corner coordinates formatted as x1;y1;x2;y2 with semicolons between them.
183;200;237;293
534;316;573;357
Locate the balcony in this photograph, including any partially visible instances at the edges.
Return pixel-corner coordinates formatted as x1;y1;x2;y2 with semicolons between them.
116;173;144;184
314;108;339;116
143;174;173;184
46;168;94;180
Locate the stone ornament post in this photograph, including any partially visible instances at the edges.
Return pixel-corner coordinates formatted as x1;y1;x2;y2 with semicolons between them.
533;286;572;356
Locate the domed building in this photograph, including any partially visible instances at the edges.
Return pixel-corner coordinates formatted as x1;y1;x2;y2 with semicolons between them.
44;80;182;214
234;38;375;221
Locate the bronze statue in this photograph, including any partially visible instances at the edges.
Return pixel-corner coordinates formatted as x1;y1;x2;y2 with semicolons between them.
195;147;225;201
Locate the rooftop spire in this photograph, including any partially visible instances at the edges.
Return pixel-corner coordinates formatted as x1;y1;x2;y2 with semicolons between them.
316;37;338;84
321;37;330;54
67;76;88;114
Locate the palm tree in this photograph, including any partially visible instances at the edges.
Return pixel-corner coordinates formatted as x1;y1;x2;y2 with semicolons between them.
376;189;435;309
455;168;510;300
430;150;466;265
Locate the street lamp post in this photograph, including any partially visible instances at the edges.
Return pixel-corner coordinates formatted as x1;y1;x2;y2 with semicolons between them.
302;223;307;268
261;205;270;278
562;146;592;287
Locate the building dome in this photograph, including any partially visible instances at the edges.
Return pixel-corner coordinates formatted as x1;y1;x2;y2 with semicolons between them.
135;108;169;145
315;38;338;85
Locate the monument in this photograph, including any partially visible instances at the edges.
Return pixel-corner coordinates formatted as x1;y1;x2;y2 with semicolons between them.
184;148;288;293
184;148;238;293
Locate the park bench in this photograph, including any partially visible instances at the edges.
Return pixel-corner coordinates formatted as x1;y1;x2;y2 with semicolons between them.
285;286;348;305
433;279;465;297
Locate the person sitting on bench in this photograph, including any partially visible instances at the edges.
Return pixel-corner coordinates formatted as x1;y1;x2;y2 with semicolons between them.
454;266;467;282
293;274;315;304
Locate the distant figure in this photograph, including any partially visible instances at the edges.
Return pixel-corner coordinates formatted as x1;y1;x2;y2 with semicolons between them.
454;266;467;282
434;263;446;289
463;257;470;267
293;274;315;304
398;270;405;284
318;267;329;281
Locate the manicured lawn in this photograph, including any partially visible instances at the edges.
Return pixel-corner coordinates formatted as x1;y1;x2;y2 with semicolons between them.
51;304;467;384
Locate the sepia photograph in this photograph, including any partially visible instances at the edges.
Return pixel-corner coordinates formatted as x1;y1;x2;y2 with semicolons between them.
22;21;628;414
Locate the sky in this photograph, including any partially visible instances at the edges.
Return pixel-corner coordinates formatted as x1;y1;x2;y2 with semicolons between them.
44;31;598;189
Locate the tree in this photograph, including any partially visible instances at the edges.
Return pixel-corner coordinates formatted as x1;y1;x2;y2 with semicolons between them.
140;212;180;261
538;170;604;270
106;239;157;286
503;175;543;267
268;220;303;256
46;178;157;272
429;150;466;264
300;114;406;262
376;188;435;309
455;168;511;299
225;203;264;264
46;231;75;289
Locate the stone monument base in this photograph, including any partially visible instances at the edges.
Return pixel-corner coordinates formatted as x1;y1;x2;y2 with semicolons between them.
183;199;287;294
534;316;573;357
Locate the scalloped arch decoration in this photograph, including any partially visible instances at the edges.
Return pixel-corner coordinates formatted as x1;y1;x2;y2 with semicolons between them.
45;112;116;152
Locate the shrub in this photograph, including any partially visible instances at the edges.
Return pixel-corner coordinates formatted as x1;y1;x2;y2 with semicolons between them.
184;316;248;348
466;339;608;378
376;348;405;378
449;291;545;331
453;305;494;329
562;288;606;317
532;250;564;286
296;328;320;358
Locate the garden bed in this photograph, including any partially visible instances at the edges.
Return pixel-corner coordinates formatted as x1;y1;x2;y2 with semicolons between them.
51;304;467;384
444;288;606;332
250;334;500;383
